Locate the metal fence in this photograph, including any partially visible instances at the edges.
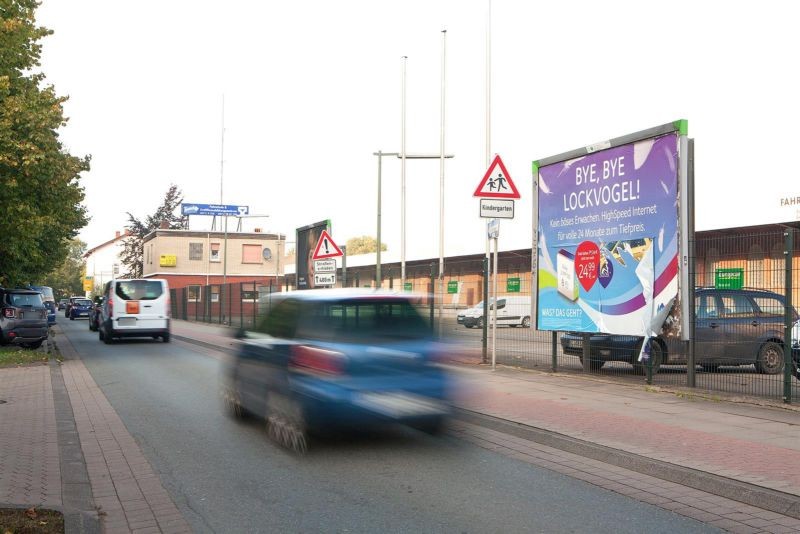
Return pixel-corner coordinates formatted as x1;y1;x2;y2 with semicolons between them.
174;228;799;403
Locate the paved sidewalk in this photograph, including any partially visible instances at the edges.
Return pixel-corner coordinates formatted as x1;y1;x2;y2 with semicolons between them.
0;327;191;534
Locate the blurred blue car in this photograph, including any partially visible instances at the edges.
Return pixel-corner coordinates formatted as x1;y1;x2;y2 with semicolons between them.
220;289;452;453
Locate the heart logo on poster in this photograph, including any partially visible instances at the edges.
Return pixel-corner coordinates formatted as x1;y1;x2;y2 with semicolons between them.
574;241;600;292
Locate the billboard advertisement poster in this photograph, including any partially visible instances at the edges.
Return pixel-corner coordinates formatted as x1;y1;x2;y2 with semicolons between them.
296;220;330;290
537;132;680;336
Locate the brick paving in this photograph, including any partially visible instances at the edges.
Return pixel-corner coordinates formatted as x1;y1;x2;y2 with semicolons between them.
57;332;192;534
0;365;61;508
453;368;800;498
452;420;800;534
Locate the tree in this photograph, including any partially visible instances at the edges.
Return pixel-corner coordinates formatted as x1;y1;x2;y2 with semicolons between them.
42;238;86;299
345;236;388;256
0;0;89;287
120;184;187;278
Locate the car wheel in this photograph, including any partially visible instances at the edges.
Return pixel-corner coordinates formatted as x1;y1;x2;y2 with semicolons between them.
633;339;663;375
69;314;74;321
266;392;308;455
162;332;171;343
465;325;473;329
700;363;720;373
756;342;784;375
522;316;531;328
579;356;606;371
98;328;104;341
220;382;246;419
21;341;43;350
477;317;485;329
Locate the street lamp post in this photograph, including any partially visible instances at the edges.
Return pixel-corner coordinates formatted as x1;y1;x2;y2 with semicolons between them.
373;151;400;287
373;152;454;292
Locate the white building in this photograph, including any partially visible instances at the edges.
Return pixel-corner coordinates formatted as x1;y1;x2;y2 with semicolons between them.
83;231;127;294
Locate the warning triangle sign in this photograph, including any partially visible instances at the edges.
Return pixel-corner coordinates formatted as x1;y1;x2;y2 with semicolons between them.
473;155;520;199
312;230;343;260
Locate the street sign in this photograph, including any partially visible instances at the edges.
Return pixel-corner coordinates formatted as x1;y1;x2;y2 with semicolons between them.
83;277;93;292
181;203;249;217
507;277;521;293
480;198;514;219
403;282;413;292
473;155;520;199
314;273;336;286
312;230;343;260
715;268;744;289
447;281;459;294
314;259;336;273
487;219;500;239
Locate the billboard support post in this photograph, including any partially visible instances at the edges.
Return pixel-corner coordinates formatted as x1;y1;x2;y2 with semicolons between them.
784;228;794;404
687;138;697;387
482;257;489;364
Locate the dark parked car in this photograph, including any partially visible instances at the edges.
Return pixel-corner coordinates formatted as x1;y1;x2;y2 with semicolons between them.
68;298;93;320
88;296;104;331
0;288;49;349
561;287;800;375
220;289;453;453
27;286;56;326
58;298;69;311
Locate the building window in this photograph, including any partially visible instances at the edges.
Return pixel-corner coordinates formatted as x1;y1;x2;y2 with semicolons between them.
242;244;262;264
186;285;202;302
210;285;220;303
210;243;221;262
189;242;203;261
241;282;257;301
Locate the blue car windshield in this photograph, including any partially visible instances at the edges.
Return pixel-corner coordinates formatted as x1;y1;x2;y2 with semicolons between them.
298;298;429;342
74;299;92;306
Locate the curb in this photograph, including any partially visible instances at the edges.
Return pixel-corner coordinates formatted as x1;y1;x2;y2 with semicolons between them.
453;407;800;520
47;332;102;534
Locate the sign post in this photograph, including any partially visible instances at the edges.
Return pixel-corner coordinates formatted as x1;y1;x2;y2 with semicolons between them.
474;156;520;371
311;230;343;287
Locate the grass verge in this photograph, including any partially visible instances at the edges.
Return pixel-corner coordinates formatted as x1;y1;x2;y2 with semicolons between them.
0;507;64;533
0;346;49;368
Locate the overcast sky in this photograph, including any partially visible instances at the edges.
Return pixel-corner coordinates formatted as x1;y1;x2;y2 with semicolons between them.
38;0;800;259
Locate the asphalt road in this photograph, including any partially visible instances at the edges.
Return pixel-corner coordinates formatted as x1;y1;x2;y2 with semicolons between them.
60;319;718;533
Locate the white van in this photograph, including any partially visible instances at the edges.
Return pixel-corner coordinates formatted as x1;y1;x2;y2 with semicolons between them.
456;296;532;329
98;279;171;343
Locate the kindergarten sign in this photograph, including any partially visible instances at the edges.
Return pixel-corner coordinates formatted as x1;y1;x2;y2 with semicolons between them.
536;132;680;335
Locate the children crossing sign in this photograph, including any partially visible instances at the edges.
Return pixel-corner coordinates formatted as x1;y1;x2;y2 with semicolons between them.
473;155;520;199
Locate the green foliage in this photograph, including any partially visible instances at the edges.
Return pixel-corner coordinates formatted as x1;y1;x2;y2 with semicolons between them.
345;235;388;256
120;184;187;278
0;0;89;287
42;238;86;299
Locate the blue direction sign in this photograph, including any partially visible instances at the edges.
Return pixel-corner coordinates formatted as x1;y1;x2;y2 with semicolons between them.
181;203;249;216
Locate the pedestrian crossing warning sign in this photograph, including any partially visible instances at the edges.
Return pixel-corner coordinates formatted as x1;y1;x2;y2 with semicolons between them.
312;230;344;260
473;155;520;199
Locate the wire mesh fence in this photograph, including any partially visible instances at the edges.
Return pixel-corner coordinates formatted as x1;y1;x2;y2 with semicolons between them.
173;228;799;402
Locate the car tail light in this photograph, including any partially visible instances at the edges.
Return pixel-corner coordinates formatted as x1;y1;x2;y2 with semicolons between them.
108;297;113;318
290;345;345;375
2;308;15;319
166;293;171;318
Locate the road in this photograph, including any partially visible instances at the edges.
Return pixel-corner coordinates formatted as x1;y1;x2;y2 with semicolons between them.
60;319;717;533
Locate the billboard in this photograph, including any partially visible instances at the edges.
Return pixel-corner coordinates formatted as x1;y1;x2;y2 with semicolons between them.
296;220;331;290
536;130;682;338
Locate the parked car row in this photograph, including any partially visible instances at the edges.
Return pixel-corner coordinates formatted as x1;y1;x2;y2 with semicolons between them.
560;287;800;377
